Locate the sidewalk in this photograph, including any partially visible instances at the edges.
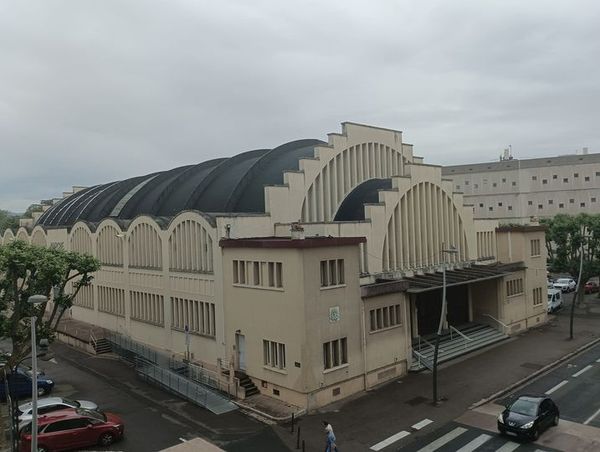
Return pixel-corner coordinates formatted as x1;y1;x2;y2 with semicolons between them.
274;300;600;452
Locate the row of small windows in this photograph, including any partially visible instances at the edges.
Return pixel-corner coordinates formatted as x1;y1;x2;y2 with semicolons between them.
533;287;544;306
458;179;517;190
527;198;596;208
369;304;402;332
533;173;597;182
323;337;348;370
506;278;524;297
171;297;216;337
98;286;125;317
320;259;345;287
263;340;286;370
233;260;283;289
131;291;165;326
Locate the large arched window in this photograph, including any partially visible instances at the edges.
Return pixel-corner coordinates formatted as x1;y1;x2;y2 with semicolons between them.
169;219;214;273
128;222;162;269
97;224;124;266
70;225;93;255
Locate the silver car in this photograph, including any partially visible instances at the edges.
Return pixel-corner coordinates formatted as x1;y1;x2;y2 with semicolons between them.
18;397;99;423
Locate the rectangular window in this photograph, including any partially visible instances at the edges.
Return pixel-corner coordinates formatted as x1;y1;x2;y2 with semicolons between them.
512;181;516;186
263;340;286;369
369;304;402;332
323;338;348;370
553;175;557;179
592;198;597;203
532;176;537;181
479;203;483;208
492;182;497;187
233;260;283;289
489;207;493;211
465;180;469;185
506;278;524;297
533;287;543;306
502;178;506;183
275;262;283;288
570;199;575;204
530;239;541;257
538;204;543;209
574;173;579;178
559;203;564;208
268;262;275;287
548;199;553;204
498;202;503;207
581;202;586;207
233;261;239;284
585;176;590;182
528;200;533;206
542;179;548;184
239;261;246;284
253;261;260;285
320;259;345;287
596;172;600;177
564;178;569;183
474;184;479;189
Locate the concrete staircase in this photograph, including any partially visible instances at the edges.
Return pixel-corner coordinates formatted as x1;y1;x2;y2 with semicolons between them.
410;323;508;372
91;337;112;355
238;373;260;397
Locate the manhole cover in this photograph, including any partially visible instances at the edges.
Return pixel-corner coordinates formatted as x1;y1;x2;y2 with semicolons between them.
521;362;543;370
406;396;428;406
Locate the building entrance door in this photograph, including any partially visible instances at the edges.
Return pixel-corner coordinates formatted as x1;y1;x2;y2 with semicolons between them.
236;334;246;371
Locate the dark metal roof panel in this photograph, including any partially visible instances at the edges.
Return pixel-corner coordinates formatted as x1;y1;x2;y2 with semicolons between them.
334;178;393;221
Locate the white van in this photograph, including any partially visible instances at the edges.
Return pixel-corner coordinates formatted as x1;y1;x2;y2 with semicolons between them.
547;289;563;313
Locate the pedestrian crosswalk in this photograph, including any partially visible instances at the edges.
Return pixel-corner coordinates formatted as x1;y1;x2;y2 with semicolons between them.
372;424;554;452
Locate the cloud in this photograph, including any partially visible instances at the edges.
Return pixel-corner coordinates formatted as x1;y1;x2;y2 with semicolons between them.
2;0;600;211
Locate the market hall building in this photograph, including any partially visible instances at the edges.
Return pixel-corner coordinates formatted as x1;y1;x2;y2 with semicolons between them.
3;123;548;410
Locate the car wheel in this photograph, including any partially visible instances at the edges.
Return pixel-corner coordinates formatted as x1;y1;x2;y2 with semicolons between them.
553;414;559;426
99;432;115;446
531;428;539;441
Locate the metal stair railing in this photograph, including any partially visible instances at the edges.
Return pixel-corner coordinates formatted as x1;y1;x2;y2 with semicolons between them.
482;314;509;335
412;349;433;371
449;325;472;350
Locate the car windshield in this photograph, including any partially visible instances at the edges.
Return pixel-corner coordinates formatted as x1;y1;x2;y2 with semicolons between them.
510;398;538;416
77;408;106;422
62;398;79;407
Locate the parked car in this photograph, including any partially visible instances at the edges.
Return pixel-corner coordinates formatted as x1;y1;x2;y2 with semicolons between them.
18;397;99;424
0;368;54;401
547;280;554;289
19;408;124;452
553;278;576;292
498;395;559;440
584;281;599;294
547;289;563;313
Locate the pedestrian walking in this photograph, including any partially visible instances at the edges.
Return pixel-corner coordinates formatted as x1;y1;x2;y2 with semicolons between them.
323;420;339;452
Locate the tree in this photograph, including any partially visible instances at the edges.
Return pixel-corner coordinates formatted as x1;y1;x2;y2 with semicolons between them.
542;213;600;339
0;240;100;370
0;210;19;234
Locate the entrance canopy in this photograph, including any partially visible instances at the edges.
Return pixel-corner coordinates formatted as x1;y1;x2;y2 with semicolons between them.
404;263;524;294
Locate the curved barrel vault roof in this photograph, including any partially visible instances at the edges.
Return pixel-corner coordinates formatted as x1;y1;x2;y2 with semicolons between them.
36;139;325;228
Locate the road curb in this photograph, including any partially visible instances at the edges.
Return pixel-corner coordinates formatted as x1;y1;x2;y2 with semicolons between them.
469;336;600;409
234;400;306;423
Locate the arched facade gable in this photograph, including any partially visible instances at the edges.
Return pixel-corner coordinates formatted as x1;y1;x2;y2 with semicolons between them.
31;227;47;247
264;122;413;225
16;228;30;243
96;220;124;266
379;182;471;273
167;212;215;273
127;217;163;270
69;222;94;255
2;229;15;244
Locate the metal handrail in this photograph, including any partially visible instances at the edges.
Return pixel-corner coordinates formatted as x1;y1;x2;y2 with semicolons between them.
412;349;433;371
482;314;509;335
89;331;97;349
419;336;436;351
450;325;472;341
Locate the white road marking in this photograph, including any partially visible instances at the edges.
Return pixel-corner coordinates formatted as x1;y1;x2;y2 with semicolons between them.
416;426;467;452
584;406;600;424
412;418;434;430
545;380;569;394
370;430;410;451
572;364;593;377
455;433;492;452
495;441;520;452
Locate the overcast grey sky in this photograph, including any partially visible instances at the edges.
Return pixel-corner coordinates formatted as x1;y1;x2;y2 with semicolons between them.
2;0;599;212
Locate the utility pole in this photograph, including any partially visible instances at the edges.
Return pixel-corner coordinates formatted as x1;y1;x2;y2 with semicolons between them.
432;245;458;405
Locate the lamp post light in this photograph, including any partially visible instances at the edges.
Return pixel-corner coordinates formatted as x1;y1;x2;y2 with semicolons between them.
432;245;458;406
27;294;47;452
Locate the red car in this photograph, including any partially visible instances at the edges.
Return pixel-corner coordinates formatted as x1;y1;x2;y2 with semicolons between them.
20;408;124;452
585;281;599;294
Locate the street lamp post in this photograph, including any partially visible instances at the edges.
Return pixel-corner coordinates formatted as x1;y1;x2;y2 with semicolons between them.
27;294;47;452
432;245;458;405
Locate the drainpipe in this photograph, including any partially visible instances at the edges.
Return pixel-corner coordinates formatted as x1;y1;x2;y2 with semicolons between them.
360;301;368;390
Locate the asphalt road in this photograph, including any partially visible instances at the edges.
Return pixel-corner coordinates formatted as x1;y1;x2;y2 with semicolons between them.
37;343;288;452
